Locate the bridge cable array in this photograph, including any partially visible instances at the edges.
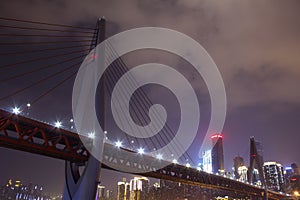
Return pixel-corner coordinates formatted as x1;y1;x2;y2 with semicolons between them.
0;16;196;166
0;17;96;106
104;41;196;165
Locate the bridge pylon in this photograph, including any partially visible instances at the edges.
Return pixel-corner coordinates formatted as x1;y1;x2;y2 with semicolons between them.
63;17;106;200
63;156;100;200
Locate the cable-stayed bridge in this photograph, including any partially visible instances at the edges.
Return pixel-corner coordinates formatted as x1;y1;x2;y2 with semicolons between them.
0;17;293;200
0;108;290;200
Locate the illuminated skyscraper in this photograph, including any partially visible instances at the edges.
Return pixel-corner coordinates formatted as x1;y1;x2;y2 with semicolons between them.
249;137;264;186
129;177;149;200
117;178;130;200
233;156;244;179
202;150;212;173
211;134;224;174
285;163;300;194
118;182;126;200
237;166;248;182
97;185;105;200
263;161;285;192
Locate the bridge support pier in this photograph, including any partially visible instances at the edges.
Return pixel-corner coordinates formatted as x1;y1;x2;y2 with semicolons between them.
63;156;100;200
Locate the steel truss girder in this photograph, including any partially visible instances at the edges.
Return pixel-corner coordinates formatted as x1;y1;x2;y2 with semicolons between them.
0;109;88;162
0;109;290;199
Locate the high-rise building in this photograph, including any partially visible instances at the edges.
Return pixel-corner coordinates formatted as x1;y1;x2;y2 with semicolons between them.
285;163;300;194
97;185;106;200
233;156;244;179
129;177;149;200
249;137;264;186
117;178;130;200
237;166;248;182
202;150;212;173
211;134;224;174
263;161;285;192
118;182;126;200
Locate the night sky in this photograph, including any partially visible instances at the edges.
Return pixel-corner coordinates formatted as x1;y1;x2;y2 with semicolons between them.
0;0;300;195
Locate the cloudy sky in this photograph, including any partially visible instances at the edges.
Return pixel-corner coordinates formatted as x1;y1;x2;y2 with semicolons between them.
0;0;300;194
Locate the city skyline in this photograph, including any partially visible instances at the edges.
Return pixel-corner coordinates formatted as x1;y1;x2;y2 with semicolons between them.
0;0;300;197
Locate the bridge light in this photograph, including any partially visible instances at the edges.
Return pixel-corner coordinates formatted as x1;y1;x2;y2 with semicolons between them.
196;166;201;171
172;159;178;164
186;163;191;168
88;132;95;139
115;140;122;148
156;154;163;160
12;107;21;115
54;121;62;128
137;147;144;155
70;118;74;123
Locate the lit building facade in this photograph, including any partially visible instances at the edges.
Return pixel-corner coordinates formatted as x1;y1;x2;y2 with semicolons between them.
211;134;224;174
118;182;125;200
129;177;149;200
237;166;248;182
117;179;130;200
285;164;300;194
263;161;285;192
97;185;105;200
202;150;212;173
233;156;244;179
0;179;48;200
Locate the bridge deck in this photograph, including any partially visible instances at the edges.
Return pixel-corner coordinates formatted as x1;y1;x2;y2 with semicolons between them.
0;109;291;199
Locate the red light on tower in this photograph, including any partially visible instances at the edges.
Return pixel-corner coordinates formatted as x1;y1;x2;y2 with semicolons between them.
291;177;297;181
211;134;223;139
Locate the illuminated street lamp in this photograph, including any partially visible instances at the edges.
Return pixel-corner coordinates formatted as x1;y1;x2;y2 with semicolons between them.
12;107;21;115
156;154;163;160
137;147;144;155
54;121;62;128
115;140;122;148
88;132;95;139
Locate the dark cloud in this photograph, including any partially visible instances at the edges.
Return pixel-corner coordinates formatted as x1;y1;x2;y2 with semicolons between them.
0;0;300;194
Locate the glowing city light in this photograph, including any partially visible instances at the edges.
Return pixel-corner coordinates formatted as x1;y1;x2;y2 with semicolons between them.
115;140;122;148
172;159;178;164
70;118;74;123
186;163;191;168
156;154;163;160
88;132;95;139
54;121;62;128
12;107;21;115
211;134;223;139
137;147;145;155
26;103;31;108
